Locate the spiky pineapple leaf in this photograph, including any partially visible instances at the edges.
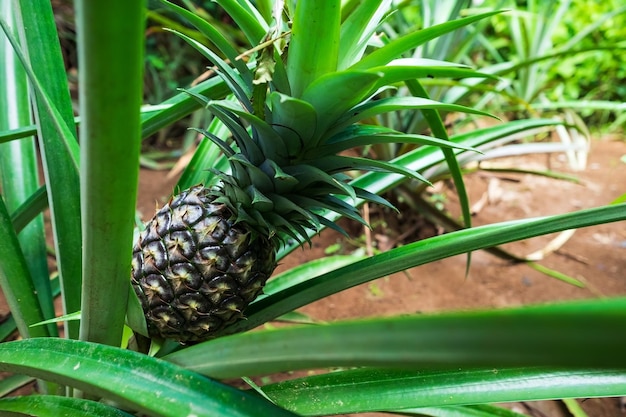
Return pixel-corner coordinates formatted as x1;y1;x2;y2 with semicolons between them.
273;119;567;259
300;70;382;142
141;76;230;139
338;0;391;69
210;100;288;164
206;103;263;162
157;0;252;81
283;163;357;202
290;194;367;227
331;96;495;135
405;79;473;266
287;0;341;97
315;215;352;238
229;154;276;192
310;130;480;158
370;58;498;89
309;155;430;185
269;92;318;148
165;28;252;111
352;10;503;70
216;0;268;45
191;127;236;157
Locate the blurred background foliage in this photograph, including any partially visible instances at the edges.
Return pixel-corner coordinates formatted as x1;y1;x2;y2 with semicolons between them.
477;0;626;129
550;0;626;104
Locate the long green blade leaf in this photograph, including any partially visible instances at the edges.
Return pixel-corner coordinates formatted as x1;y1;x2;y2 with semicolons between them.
287;0;341;97
352;11;502;70
262;367;626;415
14;0;82;339
166;297;626;379
0;338;299;417
0;395;134;417
0;198;49;338
76;0;144;346
235;203;626;336
0;0;56;335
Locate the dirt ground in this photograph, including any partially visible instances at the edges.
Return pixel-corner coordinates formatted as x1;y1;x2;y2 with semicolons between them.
134;136;626;416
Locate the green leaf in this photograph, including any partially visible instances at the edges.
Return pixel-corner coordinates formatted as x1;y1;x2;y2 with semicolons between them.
396;404;529;417
176;117;231;190
0;16;79;171
338;0;390;69
75;0;143;346
215;0;268;46
0;374;33;398
0;338;299;417
352;10;502;70
240;201;625;333
309;130;479;159
9;186;48;234
260;255;365;300
300;70;382;141
371;58;498;89
0;1;56;336
287;0;341;97
210;99;286;162
12;0;82;339
157;0;252;81
562;398;589;417
166;28;252;109
269;91;318;149
167;297;626;380
0;197;49;339
310;154;430;184
0;396;135;417
261;367;626;416
405;79;472;272
141;76;230;140
332;96;495;135
0;314;17;342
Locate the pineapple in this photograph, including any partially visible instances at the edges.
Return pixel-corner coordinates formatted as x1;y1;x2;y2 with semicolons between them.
131;1;491;342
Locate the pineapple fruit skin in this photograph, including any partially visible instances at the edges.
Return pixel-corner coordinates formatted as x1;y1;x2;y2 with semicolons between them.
131;185;276;343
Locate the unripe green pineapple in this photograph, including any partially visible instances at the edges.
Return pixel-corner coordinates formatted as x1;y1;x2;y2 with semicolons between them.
131;1;490;342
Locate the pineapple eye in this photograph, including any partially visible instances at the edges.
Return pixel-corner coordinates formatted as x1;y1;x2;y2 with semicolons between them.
167;263;202;292
142;274;174;306
165;231;197;262
172;203;204;227
142;240;168;272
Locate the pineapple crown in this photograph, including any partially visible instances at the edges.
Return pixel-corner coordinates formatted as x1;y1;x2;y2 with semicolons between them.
161;0;496;243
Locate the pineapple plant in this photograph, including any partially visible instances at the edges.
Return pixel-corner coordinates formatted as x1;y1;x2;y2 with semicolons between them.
131;0;494;343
